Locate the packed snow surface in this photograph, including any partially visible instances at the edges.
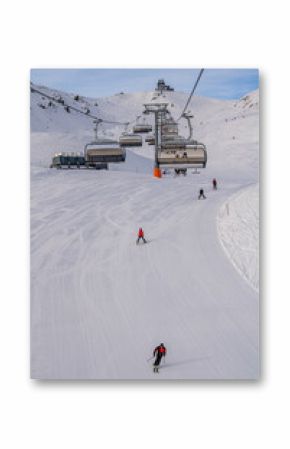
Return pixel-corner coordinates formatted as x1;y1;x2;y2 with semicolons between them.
30;83;259;379
217;184;259;292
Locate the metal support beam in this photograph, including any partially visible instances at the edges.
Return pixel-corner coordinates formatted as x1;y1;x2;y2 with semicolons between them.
143;103;169;171
182;112;194;141
154;111;159;167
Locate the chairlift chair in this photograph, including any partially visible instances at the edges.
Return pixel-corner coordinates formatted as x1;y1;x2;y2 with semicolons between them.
84;120;126;166
133;123;153;133
84;140;126;164
119;132;142;147
157;143;207;168
145;134;155;145
133;116;152;133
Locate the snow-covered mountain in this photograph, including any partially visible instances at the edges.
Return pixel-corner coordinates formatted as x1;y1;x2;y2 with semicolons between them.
30;82;259;380
30;83;259;183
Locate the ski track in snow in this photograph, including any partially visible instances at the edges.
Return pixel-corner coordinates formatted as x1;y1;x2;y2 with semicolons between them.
31;167;259;379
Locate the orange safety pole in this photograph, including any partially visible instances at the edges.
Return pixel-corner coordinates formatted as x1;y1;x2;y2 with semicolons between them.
153;166;162;178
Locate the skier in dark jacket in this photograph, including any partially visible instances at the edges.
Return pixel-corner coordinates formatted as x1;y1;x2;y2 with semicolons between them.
136;227;147;244
198;188;206;200
153;343;167;372
212;178;217;190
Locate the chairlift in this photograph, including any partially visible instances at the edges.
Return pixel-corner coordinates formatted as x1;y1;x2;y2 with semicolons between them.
84;140;125;164
181;112;194;141
133;116;152;133
84;120;126;166
145;134;155;145
161;135;188;148
119;132;142;147
162;123;178;135
157;143;207;168
157;109;207;167
161;115;179;136
133;123;152;133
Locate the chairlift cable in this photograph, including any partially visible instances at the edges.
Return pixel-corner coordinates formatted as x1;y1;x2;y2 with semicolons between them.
178;69;205;120
31;86;130;126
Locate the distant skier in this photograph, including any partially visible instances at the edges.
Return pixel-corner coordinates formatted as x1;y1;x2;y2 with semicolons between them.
136;227;147;244
198;188;206;200
212;178;217;190
153;343;167;373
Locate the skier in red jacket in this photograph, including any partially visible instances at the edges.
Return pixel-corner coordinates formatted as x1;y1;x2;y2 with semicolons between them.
153;343;167;373
136;227;147;244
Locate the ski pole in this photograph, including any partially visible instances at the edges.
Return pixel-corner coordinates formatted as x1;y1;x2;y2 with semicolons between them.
147;356;154;362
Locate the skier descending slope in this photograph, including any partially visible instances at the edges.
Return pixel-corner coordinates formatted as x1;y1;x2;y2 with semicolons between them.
153;343;167;373
212;178;217;190
198;188;206;200
136;227;147;245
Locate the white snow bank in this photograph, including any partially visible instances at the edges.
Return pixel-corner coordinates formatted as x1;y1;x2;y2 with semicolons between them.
217;184;259;291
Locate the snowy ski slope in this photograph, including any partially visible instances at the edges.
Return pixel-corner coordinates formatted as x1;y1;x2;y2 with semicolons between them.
30;84;259;379
217;184;259;291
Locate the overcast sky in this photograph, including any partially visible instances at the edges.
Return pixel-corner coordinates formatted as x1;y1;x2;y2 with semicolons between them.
31;68;259;100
